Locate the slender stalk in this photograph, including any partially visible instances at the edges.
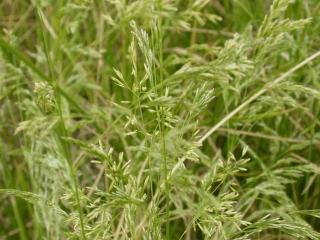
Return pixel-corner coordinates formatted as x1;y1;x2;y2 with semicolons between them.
198;50;320;144
36;6;87;239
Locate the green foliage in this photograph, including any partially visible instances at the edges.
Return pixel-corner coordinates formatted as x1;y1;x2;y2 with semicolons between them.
1;0;320;239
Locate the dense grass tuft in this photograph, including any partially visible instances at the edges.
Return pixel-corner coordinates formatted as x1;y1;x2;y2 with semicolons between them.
1;0;320;239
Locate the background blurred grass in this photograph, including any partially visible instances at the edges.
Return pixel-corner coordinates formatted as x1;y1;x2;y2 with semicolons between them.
1;0;320;239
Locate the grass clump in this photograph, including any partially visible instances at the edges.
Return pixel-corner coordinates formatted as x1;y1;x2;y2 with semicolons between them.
1;0;320;239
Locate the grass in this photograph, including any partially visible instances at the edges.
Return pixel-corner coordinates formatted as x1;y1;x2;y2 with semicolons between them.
1;0;320;239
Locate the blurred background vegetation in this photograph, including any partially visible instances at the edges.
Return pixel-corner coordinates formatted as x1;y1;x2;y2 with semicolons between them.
1;0;320;239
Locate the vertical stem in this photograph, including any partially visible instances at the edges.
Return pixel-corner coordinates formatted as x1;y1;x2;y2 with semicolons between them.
155;13;170;239
35;5;87;239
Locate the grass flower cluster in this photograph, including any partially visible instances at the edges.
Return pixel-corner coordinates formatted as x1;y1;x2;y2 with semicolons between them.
1;0;320;239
